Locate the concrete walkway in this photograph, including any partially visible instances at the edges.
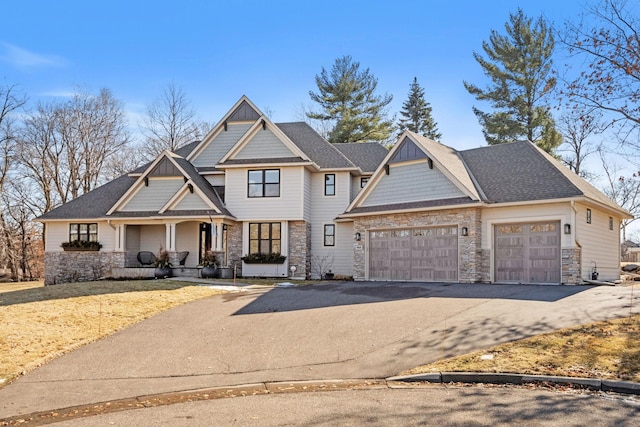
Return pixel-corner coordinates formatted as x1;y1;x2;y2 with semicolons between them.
1;281;638;420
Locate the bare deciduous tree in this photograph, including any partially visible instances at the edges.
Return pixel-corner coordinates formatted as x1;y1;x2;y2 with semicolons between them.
0;83;27;280
557;107;603;178
600;150;640;241
18;88;131;215
140;81;202;160
559;0;640;142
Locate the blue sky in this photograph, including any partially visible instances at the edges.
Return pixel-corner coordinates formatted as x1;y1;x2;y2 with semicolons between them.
2;1;583;150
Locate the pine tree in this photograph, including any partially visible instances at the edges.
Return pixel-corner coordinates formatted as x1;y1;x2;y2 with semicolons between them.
398;77;441;140
464;9;561;153
307;55;393;144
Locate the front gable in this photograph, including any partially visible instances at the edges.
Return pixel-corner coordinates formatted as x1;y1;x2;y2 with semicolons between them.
120;177;185;212
231;124;298;160
108;151;223;215
347;133;478;212
159;181;219;213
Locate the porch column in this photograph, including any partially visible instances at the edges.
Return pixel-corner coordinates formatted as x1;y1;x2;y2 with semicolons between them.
215;222;223;252
165;223;176;251
115;224;126;251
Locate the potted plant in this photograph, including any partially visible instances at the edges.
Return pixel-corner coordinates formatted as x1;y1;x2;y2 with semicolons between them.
61;240;102;251
153;249;173;278
200;251;219;279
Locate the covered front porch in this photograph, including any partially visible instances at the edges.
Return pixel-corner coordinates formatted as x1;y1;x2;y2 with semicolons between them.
108;217;241;274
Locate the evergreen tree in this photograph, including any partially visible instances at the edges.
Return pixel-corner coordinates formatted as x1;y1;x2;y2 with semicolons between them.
464;9;562;153
308;55;393;143
398;77;441;140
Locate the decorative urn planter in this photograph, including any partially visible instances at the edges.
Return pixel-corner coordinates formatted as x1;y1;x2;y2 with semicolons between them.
154;267;172;279
201;265;219;279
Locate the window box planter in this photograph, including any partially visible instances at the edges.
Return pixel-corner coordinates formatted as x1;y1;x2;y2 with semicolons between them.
241;253;286;264
61;241;102;251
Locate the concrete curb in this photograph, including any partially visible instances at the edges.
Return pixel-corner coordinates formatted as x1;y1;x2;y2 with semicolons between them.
1;375;638;425
387;372;640;395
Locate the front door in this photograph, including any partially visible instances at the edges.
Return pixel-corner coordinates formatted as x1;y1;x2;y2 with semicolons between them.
199;223;212;264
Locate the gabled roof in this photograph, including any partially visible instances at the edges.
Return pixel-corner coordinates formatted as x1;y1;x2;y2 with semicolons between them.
38;175;137;220
276;122;356;170
459;140;627;214
342;134;630;218
333;142;389;173
406;132;482;200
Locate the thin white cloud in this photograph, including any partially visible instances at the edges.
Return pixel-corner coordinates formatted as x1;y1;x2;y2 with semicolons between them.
0;42;67;69
40;90;76;98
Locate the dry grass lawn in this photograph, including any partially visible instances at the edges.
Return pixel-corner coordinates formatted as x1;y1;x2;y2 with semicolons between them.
0;279;224;387
404;313;640;382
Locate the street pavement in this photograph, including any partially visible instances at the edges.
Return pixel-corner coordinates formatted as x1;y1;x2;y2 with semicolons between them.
53;385;640;426
1;281;638;423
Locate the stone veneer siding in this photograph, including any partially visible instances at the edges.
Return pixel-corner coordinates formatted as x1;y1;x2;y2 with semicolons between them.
353;208;483;282
44;251;125;285
226;223;243;273
288;220;311;279
561;247;581;284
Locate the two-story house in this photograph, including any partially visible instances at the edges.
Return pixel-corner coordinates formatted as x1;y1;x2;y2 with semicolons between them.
38;96;388;284
39;95;631;286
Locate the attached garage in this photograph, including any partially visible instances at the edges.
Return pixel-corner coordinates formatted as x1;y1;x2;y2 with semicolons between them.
369;226;458;281
494;221;561;284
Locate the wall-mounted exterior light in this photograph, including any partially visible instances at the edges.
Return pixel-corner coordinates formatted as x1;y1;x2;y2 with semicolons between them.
461;227;468;236
564;223;571;234
355;232;361;241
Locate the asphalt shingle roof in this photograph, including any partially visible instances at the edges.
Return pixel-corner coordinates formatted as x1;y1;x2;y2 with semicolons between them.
276;122;356;169
460;141;583;203
38;174;137;220
333;142;389;173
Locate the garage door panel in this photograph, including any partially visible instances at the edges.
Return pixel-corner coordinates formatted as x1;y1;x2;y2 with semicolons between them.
370;226;458;281
495;221;560;284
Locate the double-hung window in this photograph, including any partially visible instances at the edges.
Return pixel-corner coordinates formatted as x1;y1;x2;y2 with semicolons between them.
69;223;98;242
249;222;281;254
325;174;335;196
248;169;280;198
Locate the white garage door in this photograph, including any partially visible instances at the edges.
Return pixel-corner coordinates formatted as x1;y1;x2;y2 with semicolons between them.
494;222;561;284
369;226;458;281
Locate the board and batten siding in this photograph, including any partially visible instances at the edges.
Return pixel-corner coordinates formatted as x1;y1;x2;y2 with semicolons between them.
309;171;354;278
120;178;183;212
574;202;621;281
224;166;305;220
361;160;465;207
191;123;253;168
173;192;211;210
45;220;115;252
232;128;294;159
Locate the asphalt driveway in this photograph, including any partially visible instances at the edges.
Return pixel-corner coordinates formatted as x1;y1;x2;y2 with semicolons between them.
1;281;638;419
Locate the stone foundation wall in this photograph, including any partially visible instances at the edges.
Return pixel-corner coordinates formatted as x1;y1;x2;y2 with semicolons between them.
44;251;125;285
353;207;483;282
562;247;582;284
288;221;311;279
